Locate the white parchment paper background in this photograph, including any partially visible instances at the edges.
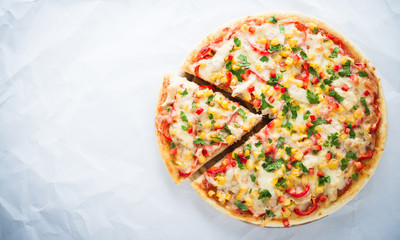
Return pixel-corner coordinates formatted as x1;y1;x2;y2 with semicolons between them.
0;0;399;239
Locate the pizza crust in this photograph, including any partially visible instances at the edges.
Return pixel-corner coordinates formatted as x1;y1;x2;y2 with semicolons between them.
184;11;388;227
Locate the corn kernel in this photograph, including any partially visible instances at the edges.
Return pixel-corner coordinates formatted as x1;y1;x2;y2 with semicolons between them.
257;36;267;44
283;198;291;206
301;175;309;184
338;115;346;122
309;62;319;69
328;160;339;170
232;64;240;71
325;40;334;48
275;169;284;178
289;38;298;47
354;109;364;118
170;128;177;135
339;133;348;141
273;54;282;63
243;150;250;157
249;117;256;125
270;107;278;114
266;88;275;97
278;112;285;120
337;106;344;113
246;159;254;170
323;50;331;59
225;135;235;145
231;151;238;159
199;131;206;139
308;53;315;60
184;152;193;160
236;193;243;200
285;32;293;39
230;78;237;86
241;24;249;32
271;178;278;185
255;62;263;71
309;23;317;30
274;119;282;128
255;165;261;172
291;148;298;155
225;193;231;200
242;122;250;131
270;38;280;46
220;77;228;84
198;155;206;164
314;107;320;114
244;196;253;206
285;57;294;66
244;92;251;102
250;189;259;198
291;168;300;177
315;126;322;132
365;125;371;133
208;190;215;197
295;80;303;88
282;207;292;218
294;151;303;161
318;162;327;170
315;185;324;194
216;176;226;185
280;51;289;57
203;121;211;128
341;56;353;65
347;116;355;124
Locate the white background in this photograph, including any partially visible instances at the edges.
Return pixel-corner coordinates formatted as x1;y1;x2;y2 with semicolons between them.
0;0;399;239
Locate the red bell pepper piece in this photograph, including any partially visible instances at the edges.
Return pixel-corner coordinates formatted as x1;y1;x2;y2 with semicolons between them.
312;145;322;151
341;84;349;91
306;122;313;128
309;168;314;175
301;62;309;81
280;87;287;93
319;195;327;202
286;163;293;169
282;219;290;227
247;69;267;82
253;99;261;108
333;65;340;71
326;118;332;123
194;65;201;78
293;22;307;45
199;85;214;91
294;197;319;216
162;121;172;141
170;147;177;155
248;86;255;93
325;152;332;160
310;114;316;121
179;171;191;177
286;185;310;198
370;93;381;133
363;90;370;96
278;196;285;203
311;77;319;84
354;161;363;171
246;38;271;56
315;133;321;139
188;127;193;134
196;108;204;115
249;26;256;33
268;97;275;103
317;171;324;177
270;70;276;78
358;151;373;160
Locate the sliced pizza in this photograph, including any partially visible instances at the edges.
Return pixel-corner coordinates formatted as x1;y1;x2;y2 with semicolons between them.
186;11;387;227
156;73;262;184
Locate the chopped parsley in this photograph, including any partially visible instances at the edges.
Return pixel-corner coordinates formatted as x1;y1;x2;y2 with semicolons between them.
303;110;311;120
181;125;188;131
285;146;292;156
318;175;331;186
324;132;340;148
360;97;370;115
206;95;215;104
192;102;197;109
291;46;302;53
238;108;247;121
326;69;335;75
300;51;308;60
341;158;349;171
261;93;274;110
221;123;231;134
193;138;206;145
266;210;276;217
269;16;277;23
346;151;357;160
313;27;318;34
260;56;269;62
352;173;359;180
180;88;188;96
258;189;272;199
279;24;285;33
262;158;286;172
348;124;356;139
276;178;287;188
234;38;241;47
250;174;256;182
307;117;328;138
164;106;171;112
282;120;292;130
180;111;188;122
243;143;252;152
238;54;251;67
339;60;352;77
309;67;319;78
233;152;245;170
226;60;245;82
210;134;224;142
280;93;291;102
268;44;283;53
306;90;319;104
359;71;368;77
329;47;339;59
234;201;248;211
169;142;175;149
255;141;262;147
276;137;285;149
328;91;345;102
293;161;310;174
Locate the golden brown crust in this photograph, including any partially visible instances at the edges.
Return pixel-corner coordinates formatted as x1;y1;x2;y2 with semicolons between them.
155;73;184;184
186;11;388;227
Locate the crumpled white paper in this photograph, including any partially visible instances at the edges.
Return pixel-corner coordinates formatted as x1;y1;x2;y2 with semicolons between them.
0;0;399;239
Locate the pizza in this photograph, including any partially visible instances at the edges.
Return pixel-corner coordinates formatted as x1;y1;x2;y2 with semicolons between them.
156;11;387;227
156;73;262;184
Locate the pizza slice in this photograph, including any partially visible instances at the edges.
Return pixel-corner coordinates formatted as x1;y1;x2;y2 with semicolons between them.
192;107;382;227
156;73;262;184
